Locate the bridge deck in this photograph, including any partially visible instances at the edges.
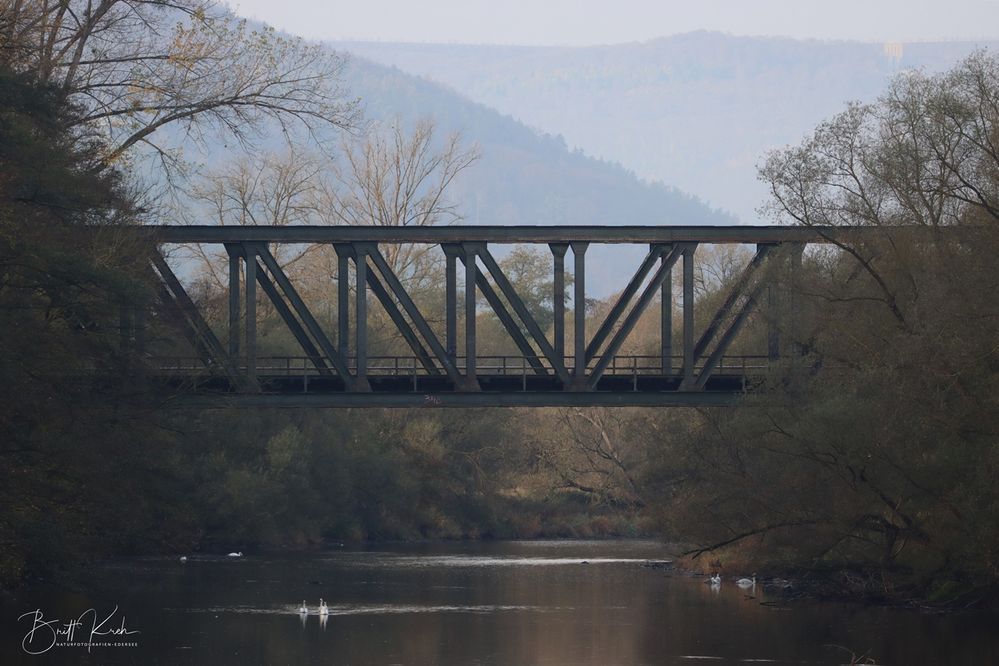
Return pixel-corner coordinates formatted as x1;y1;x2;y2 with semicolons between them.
153;355;768;407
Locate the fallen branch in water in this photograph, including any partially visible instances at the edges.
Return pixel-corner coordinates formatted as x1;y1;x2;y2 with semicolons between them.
681;520;820;559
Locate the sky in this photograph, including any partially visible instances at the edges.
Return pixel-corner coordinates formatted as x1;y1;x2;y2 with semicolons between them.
228;0;999;45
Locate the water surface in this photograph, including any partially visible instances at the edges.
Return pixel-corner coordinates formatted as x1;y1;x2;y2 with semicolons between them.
2;540;996;664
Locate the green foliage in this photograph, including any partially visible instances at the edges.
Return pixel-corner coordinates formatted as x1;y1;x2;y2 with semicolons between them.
644;53;999;600
0;70;174;584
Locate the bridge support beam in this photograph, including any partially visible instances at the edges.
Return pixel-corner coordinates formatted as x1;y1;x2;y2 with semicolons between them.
354;247;368;387
254;267;332;376
551;243;569;363
366;270;441;375
336;245;350;362
571;242;588;388
660;245;674;374
475;246;570;385
151;252;253;390
361;243;463;386
587;245;681;389
585;246;660;364
244;244;257;381
226;244;241;358
444;244;459;365
463;244;478;389
693;243;776;362
682;243;697;386
684;243;783;390
764;243;781;362
253;243;353;383
467;258;548;376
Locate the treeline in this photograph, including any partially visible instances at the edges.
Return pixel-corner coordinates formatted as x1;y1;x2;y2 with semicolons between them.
653;52;999;603
0;0;354;585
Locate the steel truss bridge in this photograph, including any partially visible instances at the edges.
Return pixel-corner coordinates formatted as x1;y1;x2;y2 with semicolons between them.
139;225;854;408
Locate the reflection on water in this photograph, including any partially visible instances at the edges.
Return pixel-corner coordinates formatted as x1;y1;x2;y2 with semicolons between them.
341;555;647;568
1;540;997;665
186;603;546;616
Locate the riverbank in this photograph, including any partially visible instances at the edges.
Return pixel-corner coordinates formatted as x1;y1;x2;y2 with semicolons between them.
671;553;999;611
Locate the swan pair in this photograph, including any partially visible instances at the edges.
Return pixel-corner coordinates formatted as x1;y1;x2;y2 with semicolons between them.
298;599;329;615
707;573;756;586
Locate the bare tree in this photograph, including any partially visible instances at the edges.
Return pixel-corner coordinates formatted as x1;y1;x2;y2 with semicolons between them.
183;118;477;277
1;1;358;170
326;118;478;228
320;118;479;288
180;142;331;290
180;120;478;354
533;408;647;508
759;51;999;330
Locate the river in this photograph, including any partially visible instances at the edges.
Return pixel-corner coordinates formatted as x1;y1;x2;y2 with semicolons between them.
2;540;996;664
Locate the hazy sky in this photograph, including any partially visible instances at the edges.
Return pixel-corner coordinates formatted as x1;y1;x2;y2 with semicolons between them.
229;0;999;45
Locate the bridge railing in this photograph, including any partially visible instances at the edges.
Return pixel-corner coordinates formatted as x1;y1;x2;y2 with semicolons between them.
151;354;773;377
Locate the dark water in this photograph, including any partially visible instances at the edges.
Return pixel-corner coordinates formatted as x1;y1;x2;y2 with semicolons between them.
2;540;996;665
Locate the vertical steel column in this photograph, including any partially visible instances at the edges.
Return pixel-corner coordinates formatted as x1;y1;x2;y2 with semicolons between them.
244;245;257;380
571;242;588;385
682;244;696;386
464;244;477;385
354;245;367;384
551;243;569;363
660;244;673;374
443;244;459;364
227;246;241;358
762;243;780;362
336;246;350;362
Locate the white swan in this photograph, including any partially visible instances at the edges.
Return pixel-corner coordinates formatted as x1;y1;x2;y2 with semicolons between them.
319;599;329;616
298;600;308;614
179;556;187;563
709;573;721;585
227;551;243;558
736;575;756;587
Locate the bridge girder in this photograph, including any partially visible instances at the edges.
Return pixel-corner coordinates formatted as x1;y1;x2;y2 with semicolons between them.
141;225;826;407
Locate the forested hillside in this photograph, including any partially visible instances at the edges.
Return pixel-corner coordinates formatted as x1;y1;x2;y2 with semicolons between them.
341;33;999;222
171;51;735;296
341;56;731;229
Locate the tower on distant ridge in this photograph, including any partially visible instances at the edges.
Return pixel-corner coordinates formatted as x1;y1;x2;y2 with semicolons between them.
883;41;904;64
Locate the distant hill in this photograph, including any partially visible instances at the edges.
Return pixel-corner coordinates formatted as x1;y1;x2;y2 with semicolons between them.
169;51;734;295
338;33;999;222
340;55;734;229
